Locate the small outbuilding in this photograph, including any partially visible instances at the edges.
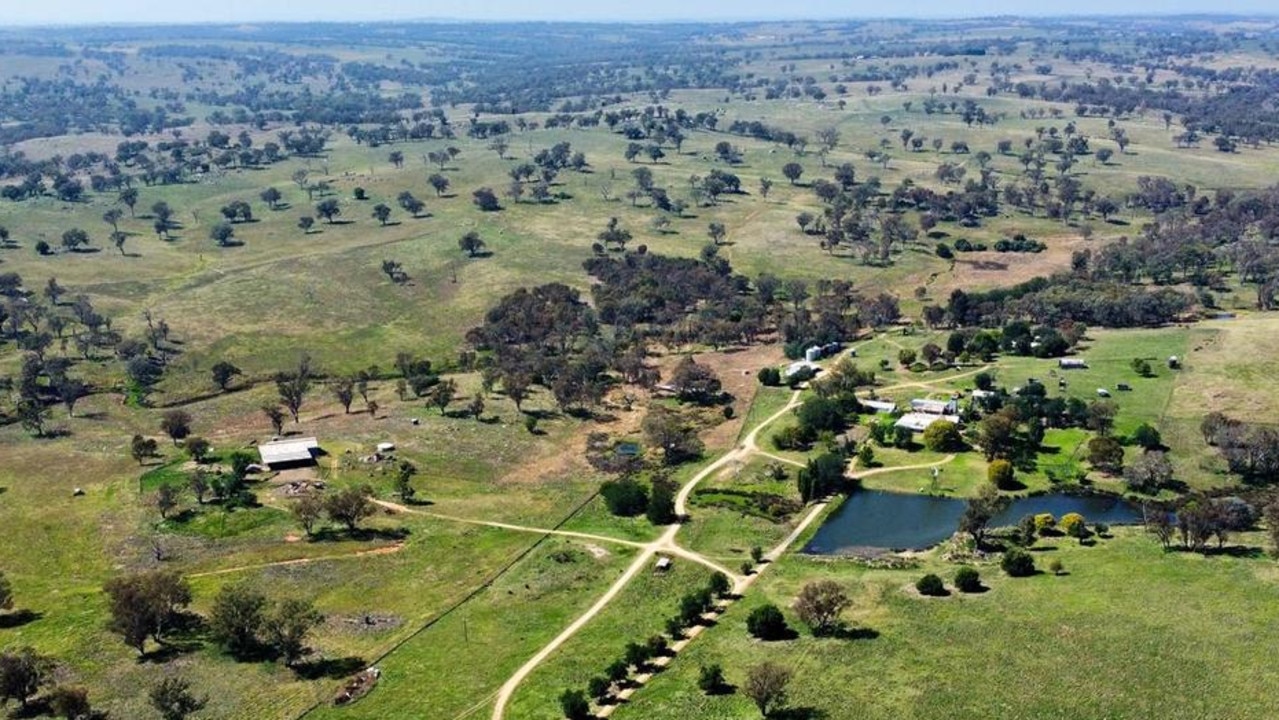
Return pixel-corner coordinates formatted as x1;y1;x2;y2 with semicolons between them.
257;437;320;470
655;557;672;572
862;399;898;414
1096;388;1111;398
1059;358;1088;370
783;360;819;381
376;442;396;453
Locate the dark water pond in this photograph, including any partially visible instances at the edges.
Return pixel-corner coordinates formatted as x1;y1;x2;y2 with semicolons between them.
803;490;1141;554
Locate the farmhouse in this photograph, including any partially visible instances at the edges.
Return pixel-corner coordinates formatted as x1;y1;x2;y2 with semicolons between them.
1058;358;1088;369
257;437;320;469
910;398;959;415
895;412;962;433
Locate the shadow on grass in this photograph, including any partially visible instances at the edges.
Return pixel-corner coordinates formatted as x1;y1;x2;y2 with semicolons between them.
1195;545;1266;559
771;706;828;720
817;624;879;641
0;610;42;628
293;655;367;680
755;626;799;642
310;527;411;543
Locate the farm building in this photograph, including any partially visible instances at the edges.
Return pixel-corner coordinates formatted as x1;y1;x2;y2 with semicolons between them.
910;398;959;415
862;399;898;414
783;360;819;381
1058;358;1088;369
895;413;962;433
257;437;320;469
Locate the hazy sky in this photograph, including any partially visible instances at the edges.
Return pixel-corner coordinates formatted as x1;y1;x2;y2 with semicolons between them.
4;0;1276;26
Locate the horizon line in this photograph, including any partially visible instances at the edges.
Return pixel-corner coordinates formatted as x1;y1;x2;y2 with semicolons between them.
2;12;1278;31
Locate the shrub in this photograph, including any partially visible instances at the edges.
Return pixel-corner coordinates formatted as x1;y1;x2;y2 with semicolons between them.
757;367;782;386
1049;558;1065;575
909;362;929;373
708;572;732;598
915;573;946;596
988;459;1016;490
559;689;591;720
1059;512;1087;538
923;420;962;452
750;546;764;563
954;566;982;593
1131;422;1162;449
746;604;789;640
600;477;648;516
935;242;954;259
857;444;874;467
1001;548;1036;577
588;676;611;700
898;349;917;366
698;664;726;694
1033;513;1057;535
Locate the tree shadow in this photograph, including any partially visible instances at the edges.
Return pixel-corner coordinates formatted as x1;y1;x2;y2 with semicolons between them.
771;707;828;720
0;609;42;628
704;682;737;696
1198;545;1265;558
819;624;879;640
310;527;411;543
756;626;799;641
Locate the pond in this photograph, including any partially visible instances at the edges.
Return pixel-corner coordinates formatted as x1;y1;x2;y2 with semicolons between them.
802;490;1142;555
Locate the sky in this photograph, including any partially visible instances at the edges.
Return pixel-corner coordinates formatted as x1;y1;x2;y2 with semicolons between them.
3;0;1276;26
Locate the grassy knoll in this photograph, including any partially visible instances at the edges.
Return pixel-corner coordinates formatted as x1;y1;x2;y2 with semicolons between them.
615;528;1279;720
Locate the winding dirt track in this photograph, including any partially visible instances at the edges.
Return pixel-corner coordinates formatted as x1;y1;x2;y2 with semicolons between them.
489;389;803;720
488;364;992;719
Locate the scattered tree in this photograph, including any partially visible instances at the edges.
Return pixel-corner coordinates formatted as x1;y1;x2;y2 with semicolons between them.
324;485;374;532
160;410;192;445
792;580;850;635
209;583;267;658
459;231;486;257
744;662;792;718
211;361;242;391
148;676;206;720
